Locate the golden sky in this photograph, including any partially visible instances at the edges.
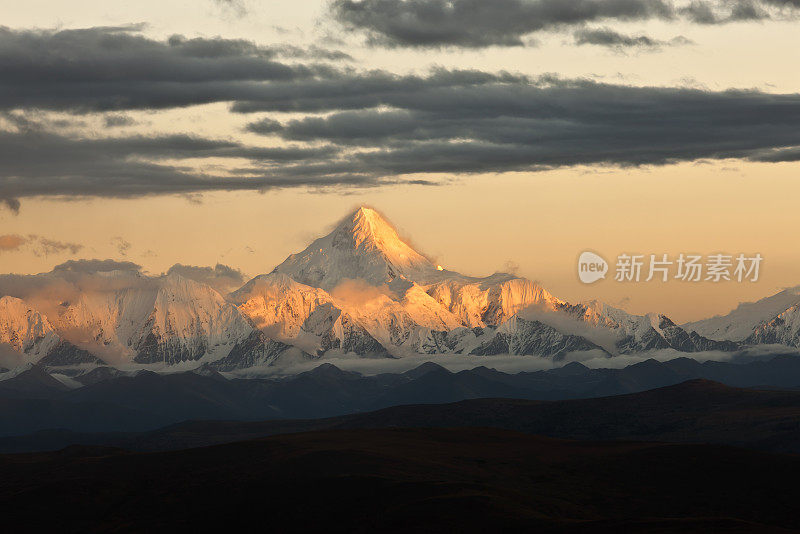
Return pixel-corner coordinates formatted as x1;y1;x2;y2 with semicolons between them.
3;158;799;323
1;0;799;323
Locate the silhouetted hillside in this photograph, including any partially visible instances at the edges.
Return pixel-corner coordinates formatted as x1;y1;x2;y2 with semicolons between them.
4;379;800;454
3;354;800;438
1;428;799;532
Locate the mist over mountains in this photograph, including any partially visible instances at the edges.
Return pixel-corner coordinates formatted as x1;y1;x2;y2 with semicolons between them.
1;206;799;377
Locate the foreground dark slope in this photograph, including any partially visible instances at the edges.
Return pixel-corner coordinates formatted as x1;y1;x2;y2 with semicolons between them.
1;428;798;533
5;379;800;454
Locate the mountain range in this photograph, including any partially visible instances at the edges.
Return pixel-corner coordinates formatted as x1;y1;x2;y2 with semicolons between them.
1;206;798;375
3;352;800;438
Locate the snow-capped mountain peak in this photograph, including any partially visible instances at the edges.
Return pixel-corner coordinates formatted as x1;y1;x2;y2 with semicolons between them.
340;207;427;261
272;207;436;292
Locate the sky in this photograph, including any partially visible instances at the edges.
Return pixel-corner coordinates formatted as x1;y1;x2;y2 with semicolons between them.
0;0;799;323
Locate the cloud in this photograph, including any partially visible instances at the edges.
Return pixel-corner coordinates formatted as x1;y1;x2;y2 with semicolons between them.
747;146;800;162
1;197;20;213
0;260;145;323
0;234;83;256
213;0;248;16
1;24;800;208
330;0;796;48
104;114;136;128
0;123;382;206
0;259;243;306
246;76;800;171
573;27;693;50
111;237;132;257
330;278;398;307
52;258;142;274
30;237;83;257
0;25;340;112
0;234;25;251
678;0;773;23
166;263;247;293
4;72;800;207
503;260;520;275
331;0;676;48
226;345;793;377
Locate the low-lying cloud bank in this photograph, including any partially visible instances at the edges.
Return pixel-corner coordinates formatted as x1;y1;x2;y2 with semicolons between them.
228;344;798;377
0;259;245;312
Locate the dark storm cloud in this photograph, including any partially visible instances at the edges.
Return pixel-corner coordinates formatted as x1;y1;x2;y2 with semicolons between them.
4;68;800;207
747;147;800;162
230;69;532;113
239;77;800;176
0;25;343;112
678;0;770;22
331;0;796;48
1;24;800;210
0;25;523;113
331;0;676;48
0;124;400;205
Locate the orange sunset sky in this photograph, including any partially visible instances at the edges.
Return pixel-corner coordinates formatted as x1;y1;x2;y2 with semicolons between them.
1;0;799;323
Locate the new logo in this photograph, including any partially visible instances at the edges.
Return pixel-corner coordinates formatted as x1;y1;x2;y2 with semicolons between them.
578;251;608;284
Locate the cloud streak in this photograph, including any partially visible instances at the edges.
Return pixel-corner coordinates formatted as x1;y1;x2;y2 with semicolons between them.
573;27;693;50
0;234;83;256
331;0;796;48
331;0;676;48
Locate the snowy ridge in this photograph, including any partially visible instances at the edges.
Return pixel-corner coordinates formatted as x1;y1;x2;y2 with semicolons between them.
0;296;59;360
231;272;386;357
685;286;800;342
425;274;563;328
51;274;253;365
746;304;800;347
230;273;336;339
556;300;738;354
132;274;253;364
